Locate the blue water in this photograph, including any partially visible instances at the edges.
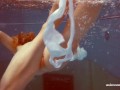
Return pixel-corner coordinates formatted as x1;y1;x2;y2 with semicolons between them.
0;2;120;78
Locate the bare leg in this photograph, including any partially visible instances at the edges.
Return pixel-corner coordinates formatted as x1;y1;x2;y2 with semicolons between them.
0;1;103;90
41;1;103;72
0;31;16;53
0;24;46;90
0;2;64;89
62;2;103;50
39;1;67;71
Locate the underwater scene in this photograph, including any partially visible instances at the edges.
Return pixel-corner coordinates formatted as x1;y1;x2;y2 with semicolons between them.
0;0;120;90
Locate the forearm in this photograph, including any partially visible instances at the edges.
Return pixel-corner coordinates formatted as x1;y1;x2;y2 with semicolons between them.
0;31;16;53
73;2;103;42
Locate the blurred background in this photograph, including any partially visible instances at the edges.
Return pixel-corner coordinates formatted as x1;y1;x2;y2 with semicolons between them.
0;0;120;90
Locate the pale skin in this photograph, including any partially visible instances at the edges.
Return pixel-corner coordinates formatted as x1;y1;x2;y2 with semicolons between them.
0;0;103;90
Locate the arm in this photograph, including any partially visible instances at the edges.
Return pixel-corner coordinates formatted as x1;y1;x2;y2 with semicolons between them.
0;24;46;90
0;31;16;53
0;1;65;89
40;1;103;72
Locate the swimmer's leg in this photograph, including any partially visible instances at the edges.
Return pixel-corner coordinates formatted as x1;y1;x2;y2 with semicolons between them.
0;31;16;53
0;24;46;90
62;1;103;52
38;1;68;72
39;1;103;72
